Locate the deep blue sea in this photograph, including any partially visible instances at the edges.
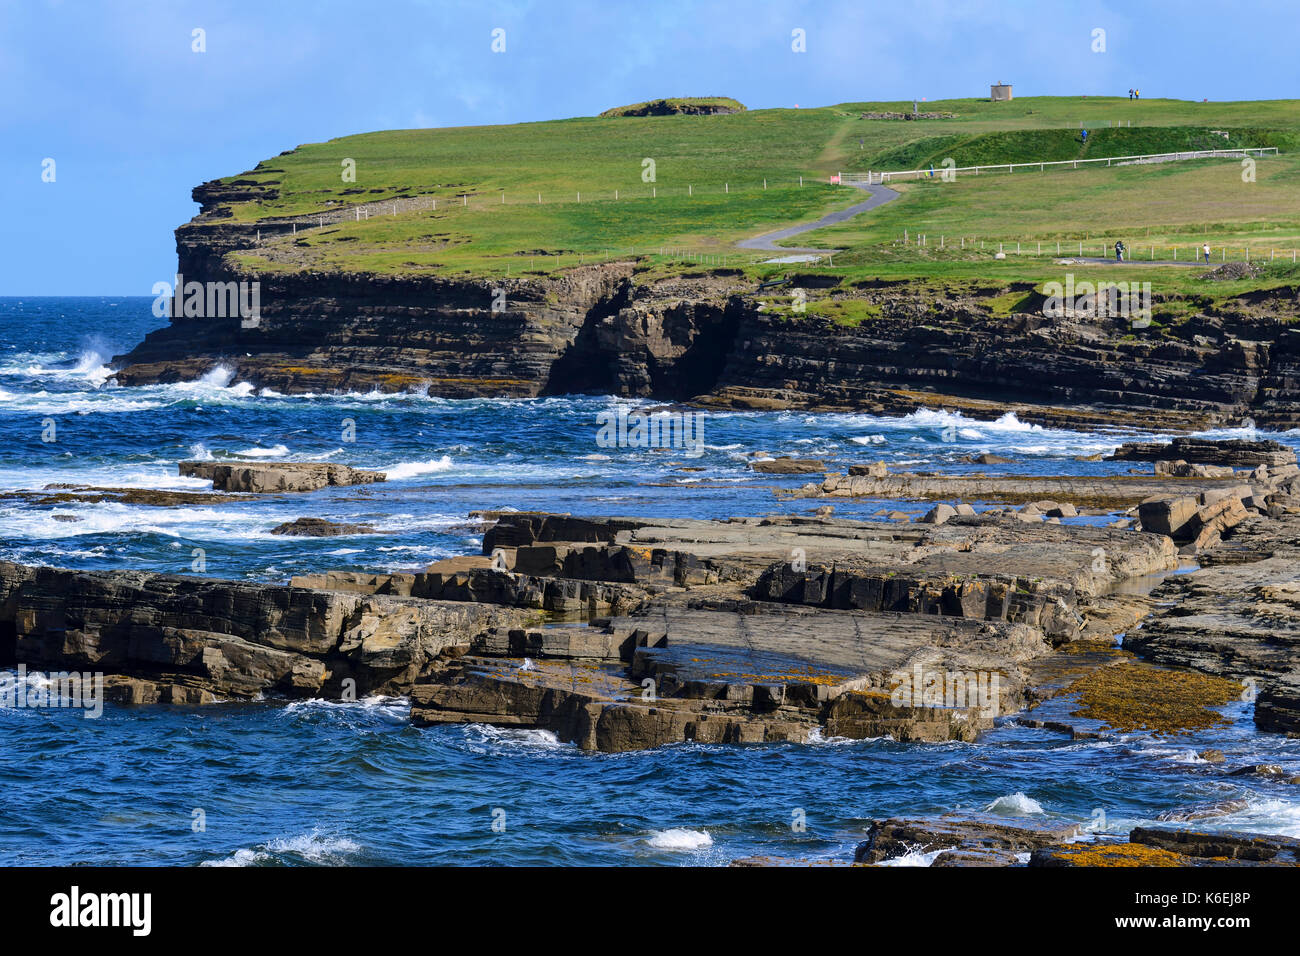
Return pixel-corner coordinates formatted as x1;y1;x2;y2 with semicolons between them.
4;296;1300;866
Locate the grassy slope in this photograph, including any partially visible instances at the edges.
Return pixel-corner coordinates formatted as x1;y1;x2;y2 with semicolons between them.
216;96;1300;286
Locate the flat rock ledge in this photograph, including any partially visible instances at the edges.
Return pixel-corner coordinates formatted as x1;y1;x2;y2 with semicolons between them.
404;509;1179;751
798;472;1274;510
11;439;1300;753
0;560;530;703
845;817;1300;867
179;461;385;493
0;507;1177;752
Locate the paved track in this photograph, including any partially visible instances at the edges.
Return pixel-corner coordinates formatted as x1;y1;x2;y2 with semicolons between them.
736;182;900;253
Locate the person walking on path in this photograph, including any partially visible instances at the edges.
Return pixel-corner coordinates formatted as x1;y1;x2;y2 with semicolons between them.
1081;128;1089;144
1203;242;1211;264
1115;240;1126;262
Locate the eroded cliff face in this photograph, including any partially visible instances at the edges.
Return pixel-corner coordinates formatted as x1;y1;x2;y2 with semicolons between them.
705;291;1300;431
111;193;1300;429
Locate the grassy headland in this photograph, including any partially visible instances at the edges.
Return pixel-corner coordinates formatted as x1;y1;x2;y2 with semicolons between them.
203;95;1300;296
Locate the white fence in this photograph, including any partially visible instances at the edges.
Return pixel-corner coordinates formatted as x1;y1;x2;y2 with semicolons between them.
843;147;1279;184
898;234;1300;265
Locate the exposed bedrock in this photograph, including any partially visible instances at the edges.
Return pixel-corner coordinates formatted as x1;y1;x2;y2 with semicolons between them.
109;207;1300;429
1108;437;1297;468
180;460;386;493
12;452;1300;751
405;511;1179;750
1125;507;1300;735
848;817;1300;866
0;560;530;703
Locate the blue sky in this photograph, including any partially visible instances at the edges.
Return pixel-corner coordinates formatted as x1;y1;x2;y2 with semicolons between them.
2;0;1296;293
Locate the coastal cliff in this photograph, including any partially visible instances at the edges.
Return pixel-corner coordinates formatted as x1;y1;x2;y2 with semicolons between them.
111;180;1300;431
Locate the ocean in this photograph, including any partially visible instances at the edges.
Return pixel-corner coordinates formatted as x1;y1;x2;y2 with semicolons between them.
3;296;1300;866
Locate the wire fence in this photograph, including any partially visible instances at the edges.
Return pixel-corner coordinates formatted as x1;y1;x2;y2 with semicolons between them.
238;176;837;241
226;147;1290;271
340;247;821;276
844;147;1279;184
897;233;1300;264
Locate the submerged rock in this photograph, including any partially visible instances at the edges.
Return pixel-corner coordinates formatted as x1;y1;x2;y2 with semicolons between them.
270;517;380;536
750;456;826;474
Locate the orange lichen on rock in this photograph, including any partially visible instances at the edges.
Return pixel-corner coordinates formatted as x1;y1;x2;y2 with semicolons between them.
1050;842;1193;867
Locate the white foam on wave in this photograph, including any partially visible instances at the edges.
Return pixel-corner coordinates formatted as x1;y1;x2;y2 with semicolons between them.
867;408;1044;434
299;447;344;461
0;361;258;417
645;828;713;851
0;463;217;494
200;829;363;867
199;364;235;388
877;846;947;867
281;695;409;723
1132;795;1300;840
0;389;165;415
232;444;290;458
984;792;1046;816
384;455;453;480
807;727;861;745
68;348;113;385
4;345;113;385
462;723;566;751
368;512;472;533
0;502;274;541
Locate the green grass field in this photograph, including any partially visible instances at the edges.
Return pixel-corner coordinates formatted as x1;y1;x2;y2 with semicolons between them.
216;95;1300;287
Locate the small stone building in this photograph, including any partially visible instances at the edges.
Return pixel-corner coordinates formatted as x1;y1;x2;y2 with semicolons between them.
990;83;1013;101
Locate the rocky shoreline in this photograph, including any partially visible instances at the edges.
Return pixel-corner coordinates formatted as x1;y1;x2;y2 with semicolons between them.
6;439;1300;862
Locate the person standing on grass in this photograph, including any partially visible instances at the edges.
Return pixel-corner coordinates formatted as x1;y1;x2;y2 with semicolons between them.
1116;240;1125;262
1203;242;1211;264
1081;128;1089;144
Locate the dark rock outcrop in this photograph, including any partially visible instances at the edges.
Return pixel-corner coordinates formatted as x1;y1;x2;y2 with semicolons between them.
855;817;1083;866
1109;437;1296;468
1125;508;1300;734
749;456;826;474
1031;828;1300;866
180;461;385;493
109;183;1300;432
852;817;1300;866
0;560;528;701
270;517;380;536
